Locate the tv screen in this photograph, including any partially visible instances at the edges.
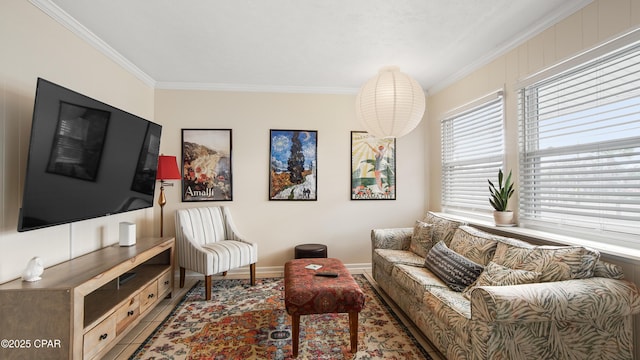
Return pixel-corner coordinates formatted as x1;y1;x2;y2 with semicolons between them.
18;78;162;232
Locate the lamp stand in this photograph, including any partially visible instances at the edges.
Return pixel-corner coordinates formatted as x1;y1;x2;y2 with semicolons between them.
158;184;167;237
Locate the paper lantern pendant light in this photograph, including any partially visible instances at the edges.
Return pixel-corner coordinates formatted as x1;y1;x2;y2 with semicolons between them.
356;66;426;138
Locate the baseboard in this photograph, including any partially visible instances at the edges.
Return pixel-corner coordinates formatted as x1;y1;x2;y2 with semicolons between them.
180;262;373;278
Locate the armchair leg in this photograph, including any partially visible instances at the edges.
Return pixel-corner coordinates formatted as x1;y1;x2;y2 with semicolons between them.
205;275;212;301
179;267;186;288
250;263;256;286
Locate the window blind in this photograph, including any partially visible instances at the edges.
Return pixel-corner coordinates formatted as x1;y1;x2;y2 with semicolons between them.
442;93;504;216
519;41;640;237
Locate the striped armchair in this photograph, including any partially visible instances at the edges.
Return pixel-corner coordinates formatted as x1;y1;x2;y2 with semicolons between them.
175;206;258;300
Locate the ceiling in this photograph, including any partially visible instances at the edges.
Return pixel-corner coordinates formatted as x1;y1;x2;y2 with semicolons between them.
35;0;591;94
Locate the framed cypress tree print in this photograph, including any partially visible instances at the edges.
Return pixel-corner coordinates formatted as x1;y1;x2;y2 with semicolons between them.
269;129;317;201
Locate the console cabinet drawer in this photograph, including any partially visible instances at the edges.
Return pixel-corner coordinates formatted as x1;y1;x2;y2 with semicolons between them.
140;281;158;313
84;316;116;359
115;294;140;335
158;270;172;297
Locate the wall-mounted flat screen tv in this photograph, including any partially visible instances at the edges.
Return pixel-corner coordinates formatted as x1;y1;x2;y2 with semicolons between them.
18;78;162;232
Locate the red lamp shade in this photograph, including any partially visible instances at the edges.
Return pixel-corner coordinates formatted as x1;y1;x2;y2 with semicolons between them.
156;155;181;180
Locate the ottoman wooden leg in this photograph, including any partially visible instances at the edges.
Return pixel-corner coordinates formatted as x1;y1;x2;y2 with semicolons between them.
292;313;300;357
349;311;359;353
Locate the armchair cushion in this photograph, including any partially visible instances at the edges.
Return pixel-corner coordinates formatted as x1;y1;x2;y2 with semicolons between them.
201;240;257;275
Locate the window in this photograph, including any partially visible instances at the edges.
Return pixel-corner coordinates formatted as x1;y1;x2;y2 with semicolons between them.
442;92;505;218
519;36;640;241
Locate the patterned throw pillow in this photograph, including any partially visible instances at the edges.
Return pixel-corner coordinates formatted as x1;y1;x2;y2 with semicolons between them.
463;261;541;299
449;226;501;266
409;220;433;258
424;241;484;292
422;212;465;247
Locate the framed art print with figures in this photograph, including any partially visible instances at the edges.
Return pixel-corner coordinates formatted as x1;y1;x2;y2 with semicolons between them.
351;131;396;200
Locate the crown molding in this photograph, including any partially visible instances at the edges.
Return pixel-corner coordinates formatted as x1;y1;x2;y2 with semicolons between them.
429;0;594;94
29;0;157;88
155;81;359;95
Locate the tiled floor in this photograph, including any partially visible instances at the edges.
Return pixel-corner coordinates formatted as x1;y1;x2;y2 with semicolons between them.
102;270;444;360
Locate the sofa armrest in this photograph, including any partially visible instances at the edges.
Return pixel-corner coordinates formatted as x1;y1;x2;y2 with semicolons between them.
470;277;640;323
371;227;413;251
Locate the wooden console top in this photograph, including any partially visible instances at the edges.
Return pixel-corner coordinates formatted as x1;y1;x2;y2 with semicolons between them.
0;237;173;290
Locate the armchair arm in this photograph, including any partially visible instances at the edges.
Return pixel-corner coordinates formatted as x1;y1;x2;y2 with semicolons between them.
371;227;413;251
470;277;640;323
176;226;213;274
222;206;251;244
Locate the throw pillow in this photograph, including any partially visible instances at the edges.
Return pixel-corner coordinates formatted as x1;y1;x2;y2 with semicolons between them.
424;241;484;292
422;212;465;247
449;226;500;266
409;220;433;258
463;261;541;299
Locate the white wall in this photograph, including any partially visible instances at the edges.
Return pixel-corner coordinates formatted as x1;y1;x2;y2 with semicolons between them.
154;89;426;268
0;1;155;283
426;0;640;356
0;1;426;283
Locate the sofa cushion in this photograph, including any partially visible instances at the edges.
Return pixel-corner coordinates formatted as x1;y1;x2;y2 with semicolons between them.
427;287;472;319
463;261;541;299
594;260;624;279
493;242;599;282
424;241;484;292
422;212;465;247
391;264;449;301
490;239;536;268
449;226;501;266
409;220;434;257
373;249;425;275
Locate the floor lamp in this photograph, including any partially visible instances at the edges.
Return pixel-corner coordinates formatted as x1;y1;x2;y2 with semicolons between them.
156;155;181;237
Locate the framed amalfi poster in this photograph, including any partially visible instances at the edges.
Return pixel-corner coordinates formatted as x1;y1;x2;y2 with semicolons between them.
351;131;396;200
181;129;232;201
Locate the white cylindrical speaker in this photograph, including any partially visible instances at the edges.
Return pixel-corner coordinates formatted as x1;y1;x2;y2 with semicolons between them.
119;222;136;247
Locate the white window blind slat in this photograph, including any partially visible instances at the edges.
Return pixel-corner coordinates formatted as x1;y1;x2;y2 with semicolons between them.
519;38;640;238
442;93;504;216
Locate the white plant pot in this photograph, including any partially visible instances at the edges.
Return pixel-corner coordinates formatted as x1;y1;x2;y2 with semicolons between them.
493;211;514;226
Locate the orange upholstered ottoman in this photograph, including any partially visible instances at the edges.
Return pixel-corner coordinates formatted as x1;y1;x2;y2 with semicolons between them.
284;258;365;357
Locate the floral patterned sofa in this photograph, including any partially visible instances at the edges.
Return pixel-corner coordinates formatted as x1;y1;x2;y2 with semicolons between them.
371;212;640;360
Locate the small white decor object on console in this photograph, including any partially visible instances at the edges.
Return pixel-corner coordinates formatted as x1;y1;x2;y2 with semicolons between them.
119;222;137;246
22;256;44;282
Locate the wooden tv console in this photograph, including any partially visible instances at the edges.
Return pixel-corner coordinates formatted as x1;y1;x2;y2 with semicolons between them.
0;237;174;360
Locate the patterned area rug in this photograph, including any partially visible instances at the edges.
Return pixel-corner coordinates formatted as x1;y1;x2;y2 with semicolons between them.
130;275;432;359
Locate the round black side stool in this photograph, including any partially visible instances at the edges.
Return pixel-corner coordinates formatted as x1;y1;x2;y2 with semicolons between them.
294;243;328;259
